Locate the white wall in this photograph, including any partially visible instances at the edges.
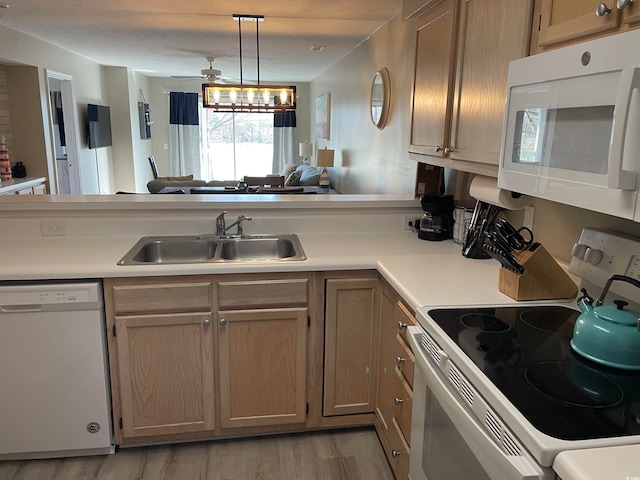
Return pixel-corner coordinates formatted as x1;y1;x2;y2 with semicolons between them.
309;14;417;194
0;24;108;194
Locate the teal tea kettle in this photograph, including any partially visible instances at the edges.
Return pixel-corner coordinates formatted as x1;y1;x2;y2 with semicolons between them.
571;274;640;370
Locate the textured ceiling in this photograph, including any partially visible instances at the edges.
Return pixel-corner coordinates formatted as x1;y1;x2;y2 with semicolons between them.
0;0;402;82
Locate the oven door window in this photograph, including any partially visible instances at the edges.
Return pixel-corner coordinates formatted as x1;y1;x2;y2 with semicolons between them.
422;386;491;479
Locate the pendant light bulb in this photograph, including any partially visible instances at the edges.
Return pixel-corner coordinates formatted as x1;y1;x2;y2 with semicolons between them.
229;89;237;104
280;89;288;105
213;89;220;104
262;89;270;105
246;89;255;105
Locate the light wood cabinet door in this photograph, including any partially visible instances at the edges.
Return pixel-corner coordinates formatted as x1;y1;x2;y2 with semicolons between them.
409;0;458;158
449;0;533;166
535;0;622;50
402;0;445;20
115;312;215;439
409;0;532;176
217;308;308;429
622;0;640;25
324;277;380;416
375;284;400;437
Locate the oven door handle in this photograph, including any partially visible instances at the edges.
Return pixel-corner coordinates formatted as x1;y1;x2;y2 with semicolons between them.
408;327;550;480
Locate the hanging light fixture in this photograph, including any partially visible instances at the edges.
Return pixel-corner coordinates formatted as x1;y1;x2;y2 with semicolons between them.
203;14;296;112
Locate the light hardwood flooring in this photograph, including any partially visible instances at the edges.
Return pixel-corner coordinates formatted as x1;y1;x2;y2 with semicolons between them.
0;428;394;480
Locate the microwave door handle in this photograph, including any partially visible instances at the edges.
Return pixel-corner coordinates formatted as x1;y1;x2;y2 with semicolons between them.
609;67;640;190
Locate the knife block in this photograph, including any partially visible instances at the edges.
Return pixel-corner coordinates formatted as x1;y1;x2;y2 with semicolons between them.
498;244;578;301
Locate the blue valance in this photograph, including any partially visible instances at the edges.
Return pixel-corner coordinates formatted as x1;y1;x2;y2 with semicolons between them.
274;110;296;128
169;92;199;125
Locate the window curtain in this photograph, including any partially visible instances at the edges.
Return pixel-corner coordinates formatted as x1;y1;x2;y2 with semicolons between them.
169;92;201;178
272;110;297;175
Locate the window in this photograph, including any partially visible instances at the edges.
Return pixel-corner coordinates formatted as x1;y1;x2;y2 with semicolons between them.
199;108;274;180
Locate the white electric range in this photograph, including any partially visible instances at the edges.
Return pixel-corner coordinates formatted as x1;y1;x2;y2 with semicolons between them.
408;228;640;480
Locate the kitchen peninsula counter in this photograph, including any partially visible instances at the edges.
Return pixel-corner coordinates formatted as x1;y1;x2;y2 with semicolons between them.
0;193;550;308
0;194;564;308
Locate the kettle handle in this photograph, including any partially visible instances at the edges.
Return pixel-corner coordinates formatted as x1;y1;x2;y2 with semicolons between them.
596;274;640;306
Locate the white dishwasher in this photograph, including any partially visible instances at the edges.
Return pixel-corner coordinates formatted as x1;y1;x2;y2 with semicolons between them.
0;281;114;460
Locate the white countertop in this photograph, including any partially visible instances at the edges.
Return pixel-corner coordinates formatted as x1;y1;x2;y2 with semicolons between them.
0;177;46;195
553;444;640;480
0;230;516;310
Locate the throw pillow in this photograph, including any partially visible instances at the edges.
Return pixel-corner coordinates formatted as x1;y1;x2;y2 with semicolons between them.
285;169;303;186
280;163;298;179
298;166;323;186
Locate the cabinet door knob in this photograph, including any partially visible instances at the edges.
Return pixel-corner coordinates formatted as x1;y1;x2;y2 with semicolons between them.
394;397;404;406
219;318;227;325
617;0;633;9
444;147;453;155
596;3;612;15
391;450;400;458
434;145;443;153
203;319;211;327
397;321;407;330
396;356;405;366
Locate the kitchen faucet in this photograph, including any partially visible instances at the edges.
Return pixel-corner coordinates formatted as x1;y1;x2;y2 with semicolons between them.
215;211;252;237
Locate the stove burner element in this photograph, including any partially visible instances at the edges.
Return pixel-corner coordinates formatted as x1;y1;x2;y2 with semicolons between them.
460;313;511;333
520;307;579;335
524;361;624;408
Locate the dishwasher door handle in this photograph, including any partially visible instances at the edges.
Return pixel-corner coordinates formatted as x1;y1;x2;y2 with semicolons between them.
0;305;44;313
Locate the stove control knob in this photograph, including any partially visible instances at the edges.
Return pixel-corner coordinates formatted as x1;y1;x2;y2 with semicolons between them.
583;247;603;265
571;243;588;260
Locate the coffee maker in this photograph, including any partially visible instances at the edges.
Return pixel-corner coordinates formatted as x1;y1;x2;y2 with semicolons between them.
418;194;454;241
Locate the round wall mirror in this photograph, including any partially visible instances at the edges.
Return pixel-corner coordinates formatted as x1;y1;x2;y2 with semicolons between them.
370;67;390;129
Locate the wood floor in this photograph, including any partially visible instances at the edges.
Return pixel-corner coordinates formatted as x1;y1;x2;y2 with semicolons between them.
0;428;394;480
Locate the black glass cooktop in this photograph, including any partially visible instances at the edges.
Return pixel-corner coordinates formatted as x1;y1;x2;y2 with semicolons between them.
428;306;640;441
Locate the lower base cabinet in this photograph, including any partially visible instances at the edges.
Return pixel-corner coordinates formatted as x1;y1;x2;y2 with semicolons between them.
105;274;310;445
375;279;417;480
105;271;414;479
114;312;216;439
323;276;380;416
217;307;308;429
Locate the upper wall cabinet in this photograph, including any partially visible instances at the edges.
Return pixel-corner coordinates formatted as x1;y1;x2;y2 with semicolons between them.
402;0;445;21
408;0;534;177
532;0;640;54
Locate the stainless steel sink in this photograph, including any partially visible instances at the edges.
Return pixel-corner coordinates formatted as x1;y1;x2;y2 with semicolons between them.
118;234;306;265
118;236;219;264
218;235;304;261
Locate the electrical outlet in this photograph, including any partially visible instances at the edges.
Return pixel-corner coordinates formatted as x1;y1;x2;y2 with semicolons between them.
523;205;535;230
40;220;67;236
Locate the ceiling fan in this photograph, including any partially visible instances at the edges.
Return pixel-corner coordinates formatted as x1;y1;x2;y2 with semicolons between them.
172;56;231;84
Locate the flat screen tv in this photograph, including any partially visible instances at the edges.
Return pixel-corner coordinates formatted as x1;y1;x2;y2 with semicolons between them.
87;104;112;149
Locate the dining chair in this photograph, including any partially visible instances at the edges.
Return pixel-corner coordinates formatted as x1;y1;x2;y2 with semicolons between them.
148;155;159;179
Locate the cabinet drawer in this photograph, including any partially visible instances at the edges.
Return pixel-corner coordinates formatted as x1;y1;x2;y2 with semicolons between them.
392;367;413;444
386;417;410;480
392;335;415;389
217;277;308;309
112;281;212;315
396;301;417;346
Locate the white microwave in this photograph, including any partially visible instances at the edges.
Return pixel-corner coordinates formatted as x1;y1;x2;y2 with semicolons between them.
498;29;640;221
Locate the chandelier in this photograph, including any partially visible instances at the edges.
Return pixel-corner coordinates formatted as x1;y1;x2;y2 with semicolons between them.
202;14;296;112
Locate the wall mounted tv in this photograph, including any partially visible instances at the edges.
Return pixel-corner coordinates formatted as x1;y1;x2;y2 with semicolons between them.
87;103;113;149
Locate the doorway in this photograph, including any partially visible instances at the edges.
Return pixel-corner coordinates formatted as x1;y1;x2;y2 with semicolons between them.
46;71;82;194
